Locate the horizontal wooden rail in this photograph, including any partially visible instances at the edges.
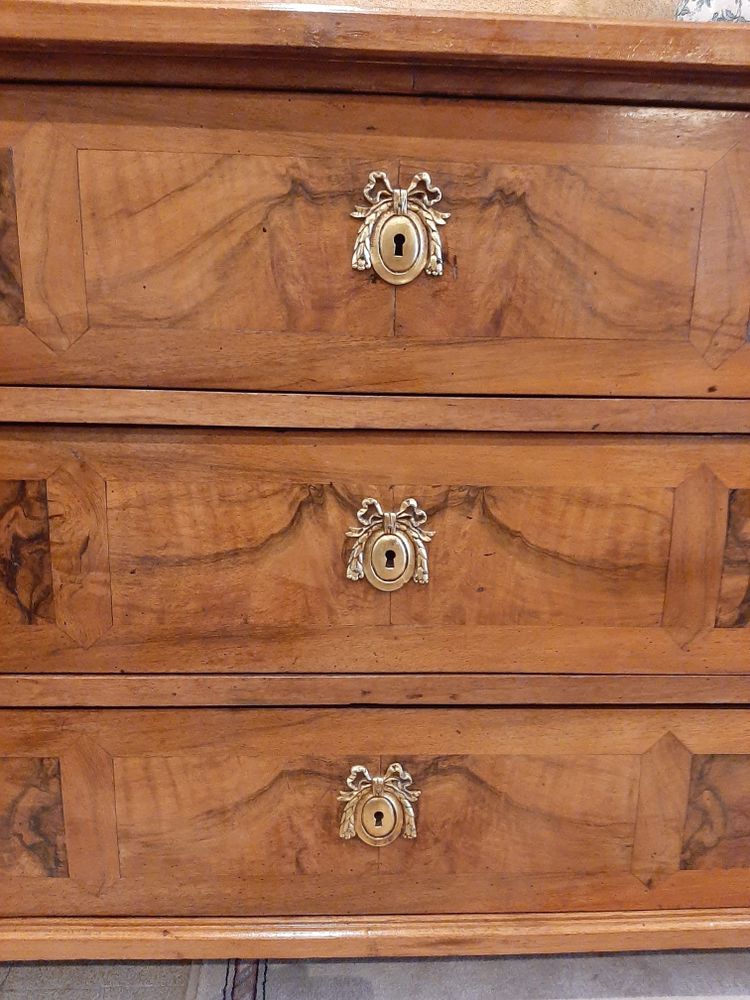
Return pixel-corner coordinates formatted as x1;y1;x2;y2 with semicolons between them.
0;3;748;73
2;388;750;432
2;910;750;959
3;673;750;706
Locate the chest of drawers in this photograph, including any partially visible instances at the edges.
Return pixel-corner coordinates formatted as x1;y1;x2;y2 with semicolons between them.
2;0;750;961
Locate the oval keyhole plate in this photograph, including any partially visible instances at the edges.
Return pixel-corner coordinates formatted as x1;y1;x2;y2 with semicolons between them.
372;211;427;285
355;793;403;846
364;530;415;592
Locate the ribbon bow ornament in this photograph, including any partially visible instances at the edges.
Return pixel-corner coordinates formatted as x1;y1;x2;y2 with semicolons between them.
351;170;450;277
346;497;434;585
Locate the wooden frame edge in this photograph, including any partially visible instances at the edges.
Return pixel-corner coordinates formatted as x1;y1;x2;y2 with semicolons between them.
3;673;750;706
2;910;750;959
3;389;750;433
0;4;749;73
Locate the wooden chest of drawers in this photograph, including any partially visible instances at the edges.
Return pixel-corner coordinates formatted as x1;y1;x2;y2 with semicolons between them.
2;0;750;961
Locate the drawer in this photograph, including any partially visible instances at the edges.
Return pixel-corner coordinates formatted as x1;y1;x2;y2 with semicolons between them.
2;706;750;917
1;87;750;397
2;426;748;675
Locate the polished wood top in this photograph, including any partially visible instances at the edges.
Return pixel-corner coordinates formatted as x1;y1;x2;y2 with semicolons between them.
1;1;749;100
0;1;745;66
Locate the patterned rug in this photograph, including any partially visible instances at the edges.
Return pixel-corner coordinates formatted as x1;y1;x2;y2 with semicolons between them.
676;0;748;20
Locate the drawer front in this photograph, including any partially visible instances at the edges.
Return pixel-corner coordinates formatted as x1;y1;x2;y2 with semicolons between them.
1;426;748;675
1;87;749;396
2;707;750;916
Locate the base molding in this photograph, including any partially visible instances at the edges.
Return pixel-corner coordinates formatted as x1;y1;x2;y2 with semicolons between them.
2;910;750;960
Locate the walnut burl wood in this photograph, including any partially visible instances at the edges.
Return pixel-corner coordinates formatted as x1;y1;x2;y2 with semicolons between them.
6;3;750;963
718;490;750;628
2;708;750;920
4;427;750;675
2;88;750;396
0;757;68;878
0;461;111;648
0;479;53;627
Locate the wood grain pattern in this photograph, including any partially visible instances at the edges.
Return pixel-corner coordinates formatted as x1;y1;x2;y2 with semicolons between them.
60;738;120;896
46;458;112;648
77;146;704;357
690;149;750;370
2;708;750;919
0;757;68;877
717;490;750;628
631;732;692;888
5;53;750;112
7;388;750;434
7;673;750;707
79;149;393;339
682;755;750;871
1;3;749;74
0;146;22;325
13;123;88;350
1;87;749;395
396;159;702;345
393;483;673;627
115;753;377;880
663;466;729;648
2;428;750;675
105;478;386;637
4;5;750;963
379;754;639;878
0;479;53;627
4;910;750;960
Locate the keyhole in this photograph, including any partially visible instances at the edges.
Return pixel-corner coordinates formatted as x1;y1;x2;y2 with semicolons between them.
393;233;406;257
384;549;396;569
374;810;384;828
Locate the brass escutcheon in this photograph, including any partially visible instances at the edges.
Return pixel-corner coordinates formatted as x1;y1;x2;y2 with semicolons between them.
345;498;434;592
338;763;421;847
351;170;450;286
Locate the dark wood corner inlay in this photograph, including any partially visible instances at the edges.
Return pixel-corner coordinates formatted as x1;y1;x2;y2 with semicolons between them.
681;754;750;871
717;490;750;629
0;148;24;326
0;757;68;877
0;479;54;626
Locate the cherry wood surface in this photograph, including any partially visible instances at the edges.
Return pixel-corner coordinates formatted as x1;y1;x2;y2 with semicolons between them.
4;426;750;675
2;87;750;396
2;707;750;918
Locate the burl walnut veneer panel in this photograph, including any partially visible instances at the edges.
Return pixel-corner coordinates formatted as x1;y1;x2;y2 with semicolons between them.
682;755;750;872
0;757;68;878
2;88;750;396
717;490;750;628
0;479;53;627
1;427;749;676
0;462;111;648
2;709;750;917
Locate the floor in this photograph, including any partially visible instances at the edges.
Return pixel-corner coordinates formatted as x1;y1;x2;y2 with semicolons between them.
2;952;750;1000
